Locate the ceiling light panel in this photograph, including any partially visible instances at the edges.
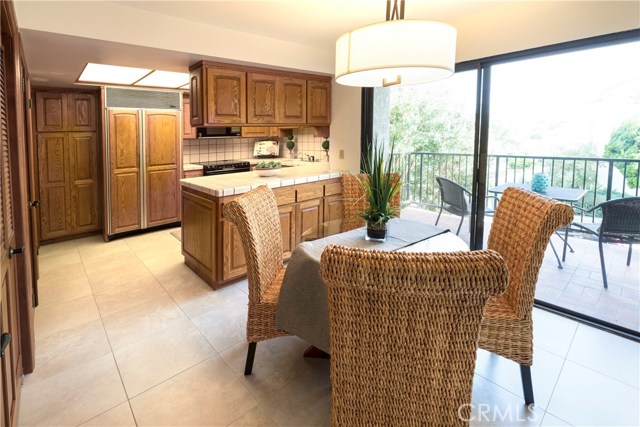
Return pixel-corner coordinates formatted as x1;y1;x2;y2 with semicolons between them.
134;70;190;88
79;63;152;85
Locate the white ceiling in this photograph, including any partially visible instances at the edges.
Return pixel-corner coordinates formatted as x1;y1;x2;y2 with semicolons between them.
14;0;640;88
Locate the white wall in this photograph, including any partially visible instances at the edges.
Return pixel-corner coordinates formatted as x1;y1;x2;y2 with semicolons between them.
329;82;361;173
329;1;639;169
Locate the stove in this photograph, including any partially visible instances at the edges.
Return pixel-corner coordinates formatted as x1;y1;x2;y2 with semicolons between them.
194;160;251;176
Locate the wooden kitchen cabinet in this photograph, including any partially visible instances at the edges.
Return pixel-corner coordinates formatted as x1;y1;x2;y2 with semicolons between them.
67;93;97;131
247;73;277;124
205;66;246;125
182;94;196;139
35;89;100;241
181;178;342;288
278;77;306;124
189;61;331;128
240;127;279;138
183;169;204;178
36;92;97;132
307;79;331;125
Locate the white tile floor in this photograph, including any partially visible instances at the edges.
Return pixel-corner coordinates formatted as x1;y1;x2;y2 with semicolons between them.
18;227;640;426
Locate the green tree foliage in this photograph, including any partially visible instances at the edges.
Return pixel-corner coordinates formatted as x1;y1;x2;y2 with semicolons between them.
604;117;640;188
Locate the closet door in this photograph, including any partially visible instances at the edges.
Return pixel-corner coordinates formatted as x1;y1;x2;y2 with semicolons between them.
37;133;70;240
68;132;99;233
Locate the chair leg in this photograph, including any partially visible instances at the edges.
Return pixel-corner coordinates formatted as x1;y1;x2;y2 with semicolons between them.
244;342;257;375
456;215;464;236
520;365;535;406
598;238;608;289
435;206;443;226
627;244;633;266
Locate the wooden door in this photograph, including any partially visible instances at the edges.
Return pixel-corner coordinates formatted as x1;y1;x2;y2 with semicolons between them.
205;67;246;124
297;198;323;242
145;111;180;227
222;220;247;281
189;67;203;126
247;73;277;124
35;92;66;132
37;133;70;240
0;44;22;427
277;77;306;124
323;195;344;237
67;93;96;132
108;109;141;235
307;79;331;125
181;95;196;139
68;132;99;233
278;205;296;260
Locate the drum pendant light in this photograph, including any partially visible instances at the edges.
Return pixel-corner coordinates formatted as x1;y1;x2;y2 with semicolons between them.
335;0;457;87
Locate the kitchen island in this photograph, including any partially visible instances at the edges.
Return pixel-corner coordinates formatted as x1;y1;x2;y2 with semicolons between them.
180;163;344;288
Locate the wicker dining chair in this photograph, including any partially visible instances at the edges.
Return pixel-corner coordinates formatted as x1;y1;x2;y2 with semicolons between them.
478;187;574;406
223;186;291;375
341;173;402;232
320;245;509;427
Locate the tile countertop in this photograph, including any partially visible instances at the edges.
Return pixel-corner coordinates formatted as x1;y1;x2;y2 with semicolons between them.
180;162;341;197
183;163;204;171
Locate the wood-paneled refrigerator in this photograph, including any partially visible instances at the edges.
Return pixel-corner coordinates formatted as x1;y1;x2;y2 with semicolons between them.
104;88;181;239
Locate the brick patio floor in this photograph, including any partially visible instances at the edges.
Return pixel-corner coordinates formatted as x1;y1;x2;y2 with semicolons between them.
401;207;640;333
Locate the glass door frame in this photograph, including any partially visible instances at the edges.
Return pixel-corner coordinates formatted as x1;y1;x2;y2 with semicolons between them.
362;28;640;340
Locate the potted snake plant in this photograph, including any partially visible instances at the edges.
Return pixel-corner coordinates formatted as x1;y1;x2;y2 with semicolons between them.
356;142;401;242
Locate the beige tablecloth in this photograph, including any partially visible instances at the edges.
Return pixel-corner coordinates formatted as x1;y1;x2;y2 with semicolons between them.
275;218;458;353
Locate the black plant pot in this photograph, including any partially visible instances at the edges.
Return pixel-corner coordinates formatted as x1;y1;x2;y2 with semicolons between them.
366;221;387;242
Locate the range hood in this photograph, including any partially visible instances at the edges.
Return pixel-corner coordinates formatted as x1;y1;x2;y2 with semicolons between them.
196;127;241;139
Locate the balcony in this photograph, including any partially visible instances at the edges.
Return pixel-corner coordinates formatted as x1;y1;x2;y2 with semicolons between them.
393;152;640;334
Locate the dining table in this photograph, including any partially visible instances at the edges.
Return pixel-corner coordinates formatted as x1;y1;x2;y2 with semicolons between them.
488;182;587;268
275;218;468;354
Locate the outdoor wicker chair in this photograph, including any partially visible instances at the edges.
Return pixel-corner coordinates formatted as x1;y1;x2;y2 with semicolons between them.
435;176;471;235
562;197;640;289
320;245;509;427
341;173;401;232
223;186;291;375
478;187;574;406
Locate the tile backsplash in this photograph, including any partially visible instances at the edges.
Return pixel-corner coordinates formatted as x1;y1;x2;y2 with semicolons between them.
182;128;328;164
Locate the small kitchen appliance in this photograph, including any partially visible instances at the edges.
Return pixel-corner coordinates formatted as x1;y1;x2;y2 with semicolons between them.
253;140;280;158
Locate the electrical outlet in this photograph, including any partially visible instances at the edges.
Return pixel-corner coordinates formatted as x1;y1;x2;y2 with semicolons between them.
339;149;344;159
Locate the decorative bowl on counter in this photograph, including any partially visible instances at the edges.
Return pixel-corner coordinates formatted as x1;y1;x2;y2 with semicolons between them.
254;161;282;177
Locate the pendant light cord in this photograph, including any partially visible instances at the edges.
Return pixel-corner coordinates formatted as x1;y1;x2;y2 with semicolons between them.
386;0;405;21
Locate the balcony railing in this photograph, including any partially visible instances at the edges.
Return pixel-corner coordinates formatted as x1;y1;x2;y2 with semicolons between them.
392;152;640;222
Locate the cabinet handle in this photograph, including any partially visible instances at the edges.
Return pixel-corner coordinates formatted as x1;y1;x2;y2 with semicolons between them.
8;247;25;259
0;333;10;358
29;200;40;208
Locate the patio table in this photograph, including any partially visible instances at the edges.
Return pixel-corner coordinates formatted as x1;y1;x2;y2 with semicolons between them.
275;218;467;353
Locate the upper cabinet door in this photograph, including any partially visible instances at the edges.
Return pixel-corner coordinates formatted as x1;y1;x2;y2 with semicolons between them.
277;77;306;124
67;93;96;131
307;79;331;125
205;67;246;124
35;92;66;132
182;95;196;139
247;73;277;124
189;67;203;126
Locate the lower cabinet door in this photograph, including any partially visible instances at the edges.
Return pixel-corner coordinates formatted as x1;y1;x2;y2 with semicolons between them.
146;168;180;227
222;220;247;281
323;194;344;237
279;205;296;260
297;198;323;242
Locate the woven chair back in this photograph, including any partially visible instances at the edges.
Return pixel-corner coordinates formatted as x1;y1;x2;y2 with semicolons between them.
598;197;640;238
436;176;470;216
341;173;402;232
223;186;284;303
488;187;573;319
320;245;509;427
